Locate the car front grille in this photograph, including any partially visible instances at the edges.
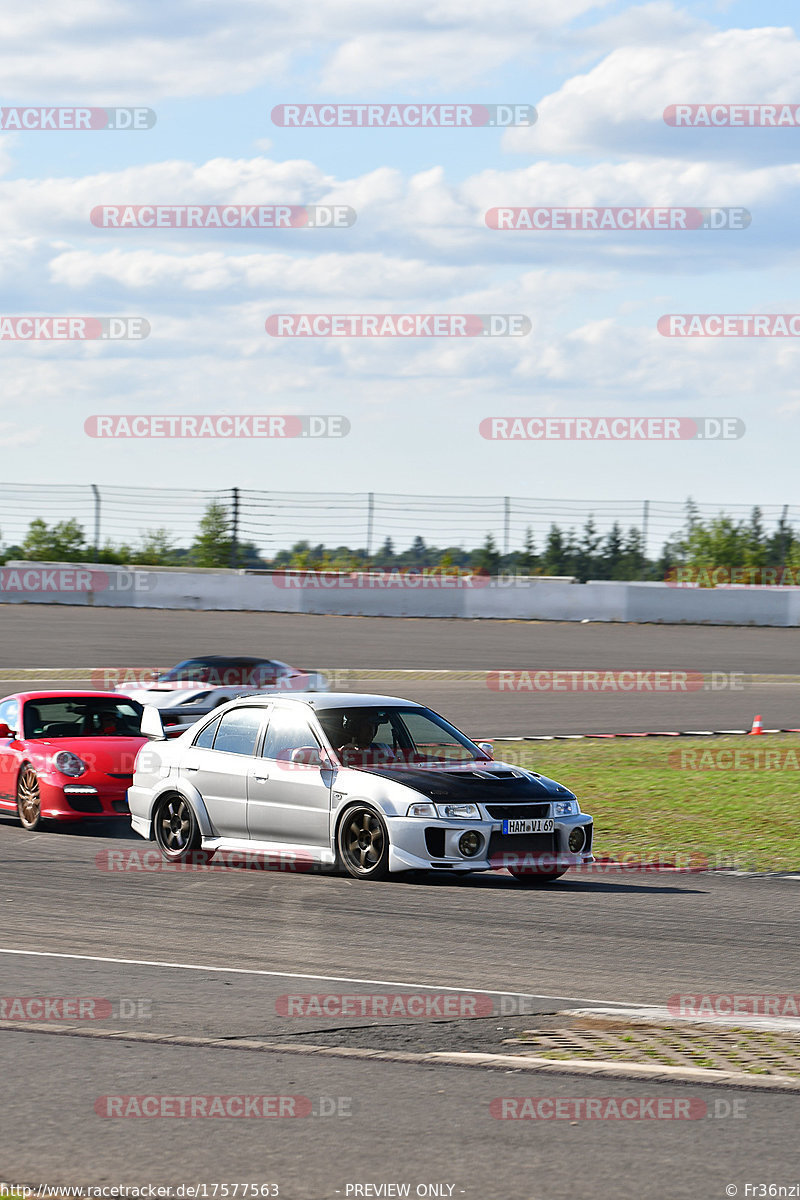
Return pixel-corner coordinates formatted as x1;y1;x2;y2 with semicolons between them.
488;832;557;861
484;803;551;820
111;799;130;813
66;795;103;814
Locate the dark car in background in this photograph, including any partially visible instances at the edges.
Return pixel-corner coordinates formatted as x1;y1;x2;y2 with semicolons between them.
117;654;328;694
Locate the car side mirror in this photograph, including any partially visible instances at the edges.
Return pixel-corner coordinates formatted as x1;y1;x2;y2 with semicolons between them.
140;705;166;740
290;746;329;767
0;722;13;739
476;741;494;759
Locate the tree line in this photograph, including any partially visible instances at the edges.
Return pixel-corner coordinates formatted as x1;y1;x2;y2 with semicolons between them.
1;500;797;583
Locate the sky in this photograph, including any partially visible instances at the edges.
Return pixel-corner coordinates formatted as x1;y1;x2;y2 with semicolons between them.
1;0;799;552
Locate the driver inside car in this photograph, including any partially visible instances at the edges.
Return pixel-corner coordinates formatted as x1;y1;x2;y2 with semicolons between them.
337;713;395;768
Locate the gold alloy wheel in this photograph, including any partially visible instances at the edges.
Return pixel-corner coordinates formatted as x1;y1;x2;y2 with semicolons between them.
17;765;42;830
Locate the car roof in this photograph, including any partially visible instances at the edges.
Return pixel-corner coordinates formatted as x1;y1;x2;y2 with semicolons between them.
228;692;423;710
172;655;274;664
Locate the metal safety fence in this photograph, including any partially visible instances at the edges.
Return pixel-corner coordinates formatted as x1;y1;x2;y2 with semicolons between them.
0;483;796;561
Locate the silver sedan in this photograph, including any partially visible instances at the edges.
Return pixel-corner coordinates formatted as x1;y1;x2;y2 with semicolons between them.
129;693;593;883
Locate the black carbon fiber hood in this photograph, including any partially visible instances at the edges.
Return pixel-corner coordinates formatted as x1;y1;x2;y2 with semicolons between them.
359;765;574;801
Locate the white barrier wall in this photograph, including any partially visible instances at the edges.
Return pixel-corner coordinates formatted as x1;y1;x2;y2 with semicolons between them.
1;563;798;625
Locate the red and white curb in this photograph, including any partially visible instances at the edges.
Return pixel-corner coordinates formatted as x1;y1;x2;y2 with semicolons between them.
493;728;799;740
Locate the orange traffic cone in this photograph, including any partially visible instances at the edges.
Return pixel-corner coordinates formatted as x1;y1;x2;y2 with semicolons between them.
749;714;764;735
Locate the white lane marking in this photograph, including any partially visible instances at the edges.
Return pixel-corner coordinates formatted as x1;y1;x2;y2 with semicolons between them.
0;946;661;1009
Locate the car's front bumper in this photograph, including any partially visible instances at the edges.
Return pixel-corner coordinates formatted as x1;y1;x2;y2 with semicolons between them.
386;813;593;874
38;777;131;820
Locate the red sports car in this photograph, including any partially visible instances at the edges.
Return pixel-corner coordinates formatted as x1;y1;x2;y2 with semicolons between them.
0;691;146;830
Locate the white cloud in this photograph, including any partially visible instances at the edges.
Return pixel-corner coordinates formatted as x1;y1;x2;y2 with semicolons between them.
569;1;706;63
0;0;612;100
319;32;523;91
504;24;800;162
48;248;474;296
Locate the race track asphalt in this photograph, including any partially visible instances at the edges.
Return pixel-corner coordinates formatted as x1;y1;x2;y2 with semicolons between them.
1;604;799;671
3;1030;794;1200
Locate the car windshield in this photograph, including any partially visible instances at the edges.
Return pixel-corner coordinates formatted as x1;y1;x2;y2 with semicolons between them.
23;698;144;739
316;706;487;767
158;659;280;686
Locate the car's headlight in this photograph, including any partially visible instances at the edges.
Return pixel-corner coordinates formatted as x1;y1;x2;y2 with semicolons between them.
406;802;437;818
436;803;481;820
54;751;88;778
552;799;579;816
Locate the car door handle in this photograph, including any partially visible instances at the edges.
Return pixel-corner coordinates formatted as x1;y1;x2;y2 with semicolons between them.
252;772;269;782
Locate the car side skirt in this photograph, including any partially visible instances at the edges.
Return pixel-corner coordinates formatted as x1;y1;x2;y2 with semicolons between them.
201;836;337;870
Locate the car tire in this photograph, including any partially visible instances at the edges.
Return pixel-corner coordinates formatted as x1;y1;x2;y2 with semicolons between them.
509;868;567;886
337;804;392;881
16;764;42;831
153;793;215;865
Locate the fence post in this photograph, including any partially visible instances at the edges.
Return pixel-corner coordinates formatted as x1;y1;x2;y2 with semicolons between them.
230;487;239;568
503;496;510;556
366;492;374;557
91;484;101;561
641;499;650;578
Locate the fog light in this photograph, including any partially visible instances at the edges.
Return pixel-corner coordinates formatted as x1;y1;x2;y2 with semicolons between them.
568;826;586;853
458;831;483;858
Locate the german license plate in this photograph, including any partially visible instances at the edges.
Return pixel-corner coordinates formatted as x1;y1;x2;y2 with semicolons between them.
502;818;554;834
